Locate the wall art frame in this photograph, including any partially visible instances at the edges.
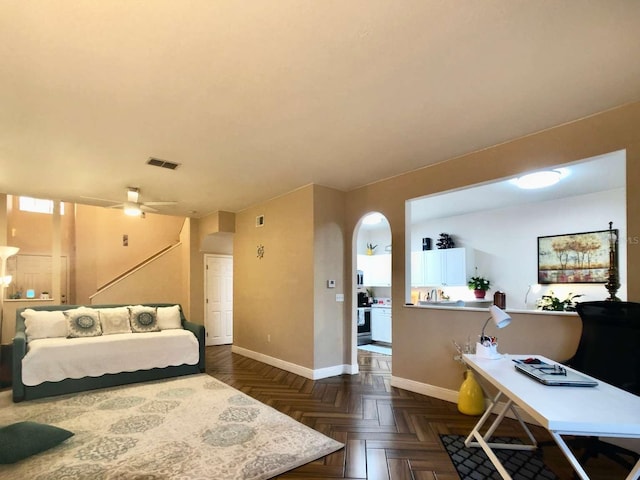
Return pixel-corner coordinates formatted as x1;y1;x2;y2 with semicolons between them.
537;229;617;284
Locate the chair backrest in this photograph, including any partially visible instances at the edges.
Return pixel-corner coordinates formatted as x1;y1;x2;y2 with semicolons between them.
571;301;640;395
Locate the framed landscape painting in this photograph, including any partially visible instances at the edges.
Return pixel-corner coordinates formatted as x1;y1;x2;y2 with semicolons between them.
537;229;616;284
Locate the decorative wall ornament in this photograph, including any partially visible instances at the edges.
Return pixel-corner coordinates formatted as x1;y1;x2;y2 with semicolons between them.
256;245;265;259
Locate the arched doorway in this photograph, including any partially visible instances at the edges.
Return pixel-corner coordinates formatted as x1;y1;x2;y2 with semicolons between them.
353;212;392;365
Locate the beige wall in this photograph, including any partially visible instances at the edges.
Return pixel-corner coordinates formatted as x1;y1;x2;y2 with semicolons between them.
90;245;184;305
233;185;315;368
313;186;346;369
345;101;640;390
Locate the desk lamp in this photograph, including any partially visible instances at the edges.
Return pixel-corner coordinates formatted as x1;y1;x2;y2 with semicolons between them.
476;305;511;359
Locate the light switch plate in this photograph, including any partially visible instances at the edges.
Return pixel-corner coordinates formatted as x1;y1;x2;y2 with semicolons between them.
336;294;344;302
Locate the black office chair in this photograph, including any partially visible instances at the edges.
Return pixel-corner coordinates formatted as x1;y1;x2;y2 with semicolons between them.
563;301;640;470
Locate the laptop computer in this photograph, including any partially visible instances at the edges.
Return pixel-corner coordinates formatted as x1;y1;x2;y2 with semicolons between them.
513;358;598;387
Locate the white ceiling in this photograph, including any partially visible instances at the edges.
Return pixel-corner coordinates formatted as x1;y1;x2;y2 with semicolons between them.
1;2;639;218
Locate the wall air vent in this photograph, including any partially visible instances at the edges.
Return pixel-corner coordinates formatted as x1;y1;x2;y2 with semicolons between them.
147;157;180;170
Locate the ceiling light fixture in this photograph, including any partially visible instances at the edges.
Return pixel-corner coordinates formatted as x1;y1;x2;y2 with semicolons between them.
511;168;569;190
124;202;142;216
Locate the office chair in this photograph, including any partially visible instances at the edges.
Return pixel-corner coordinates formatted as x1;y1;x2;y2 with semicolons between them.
563;301;640;470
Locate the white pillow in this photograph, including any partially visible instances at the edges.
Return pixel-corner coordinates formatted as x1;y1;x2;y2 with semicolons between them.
21;309;68;342
97;307;132;335
157;305;183;330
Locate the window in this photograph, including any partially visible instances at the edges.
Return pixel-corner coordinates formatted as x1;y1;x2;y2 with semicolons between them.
18;196;64;215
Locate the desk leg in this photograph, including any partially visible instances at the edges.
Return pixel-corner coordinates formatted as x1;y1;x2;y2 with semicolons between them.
625;459;640;480
464;391;539;480
549;432;600;480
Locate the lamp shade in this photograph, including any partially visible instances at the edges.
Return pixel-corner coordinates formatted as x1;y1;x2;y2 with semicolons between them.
488;305;511;329
0;246;19;260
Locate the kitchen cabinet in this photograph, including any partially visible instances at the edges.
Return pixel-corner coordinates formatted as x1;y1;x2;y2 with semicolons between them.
357;254;391;287
411;247;473;287
371;307;392;343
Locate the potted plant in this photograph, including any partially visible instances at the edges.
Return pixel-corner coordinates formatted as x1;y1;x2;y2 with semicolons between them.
366;243;377;255
468;276;490;299
537;291;583;311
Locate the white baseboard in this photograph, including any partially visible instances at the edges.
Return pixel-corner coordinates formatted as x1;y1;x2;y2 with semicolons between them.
231;345;356;380
391;376;460;404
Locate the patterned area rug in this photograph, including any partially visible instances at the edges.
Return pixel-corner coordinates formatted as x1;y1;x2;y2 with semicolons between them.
440;434;558;480
0;374;343;479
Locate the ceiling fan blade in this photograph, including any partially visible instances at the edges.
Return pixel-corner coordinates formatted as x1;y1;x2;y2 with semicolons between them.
142;201;177;206
140;204;158;213
79;195;121;205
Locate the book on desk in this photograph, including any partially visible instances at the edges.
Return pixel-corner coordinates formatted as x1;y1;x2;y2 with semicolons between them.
513;358;598;387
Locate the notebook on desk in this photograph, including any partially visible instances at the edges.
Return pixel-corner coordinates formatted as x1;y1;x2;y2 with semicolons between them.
513;358;598;387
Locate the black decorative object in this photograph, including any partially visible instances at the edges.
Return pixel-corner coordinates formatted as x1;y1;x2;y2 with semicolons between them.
422;237;432;251
436;233;455;249
605;221;620;301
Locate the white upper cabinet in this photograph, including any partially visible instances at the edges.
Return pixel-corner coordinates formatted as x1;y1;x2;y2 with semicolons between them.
357;253;391;286
411;247;474;287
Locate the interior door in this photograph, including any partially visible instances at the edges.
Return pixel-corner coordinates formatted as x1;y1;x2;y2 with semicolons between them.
205;254;233;345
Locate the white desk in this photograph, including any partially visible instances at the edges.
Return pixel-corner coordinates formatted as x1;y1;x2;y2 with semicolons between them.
462;353;640;480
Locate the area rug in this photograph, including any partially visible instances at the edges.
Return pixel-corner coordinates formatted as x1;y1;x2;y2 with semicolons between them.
0;374;343;479
440;434;558;480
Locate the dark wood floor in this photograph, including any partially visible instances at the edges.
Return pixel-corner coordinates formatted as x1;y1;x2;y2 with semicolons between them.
206;345;631;480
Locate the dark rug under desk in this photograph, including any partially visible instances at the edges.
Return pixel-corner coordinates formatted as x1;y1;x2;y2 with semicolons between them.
440;434;559;480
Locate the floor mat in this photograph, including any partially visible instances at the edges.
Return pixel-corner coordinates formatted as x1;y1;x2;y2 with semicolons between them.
440;434;558;480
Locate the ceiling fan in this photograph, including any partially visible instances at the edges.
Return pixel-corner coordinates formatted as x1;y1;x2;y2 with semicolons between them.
82;187;177;216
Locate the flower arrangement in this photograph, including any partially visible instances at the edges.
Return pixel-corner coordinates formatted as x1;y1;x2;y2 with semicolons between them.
452;337;474;367
537;290;583;311
467;276;490;291
366;243;377;251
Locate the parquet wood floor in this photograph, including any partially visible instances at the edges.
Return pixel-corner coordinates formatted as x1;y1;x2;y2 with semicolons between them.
206;345;631;480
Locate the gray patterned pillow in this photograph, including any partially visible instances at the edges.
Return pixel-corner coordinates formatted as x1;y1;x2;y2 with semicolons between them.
128;305;160;333
64;308;102;338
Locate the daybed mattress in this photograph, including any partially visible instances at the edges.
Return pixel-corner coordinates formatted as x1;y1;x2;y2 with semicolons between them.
22;329;199;386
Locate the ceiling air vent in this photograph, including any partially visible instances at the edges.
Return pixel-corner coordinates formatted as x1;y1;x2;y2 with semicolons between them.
147;157;180;170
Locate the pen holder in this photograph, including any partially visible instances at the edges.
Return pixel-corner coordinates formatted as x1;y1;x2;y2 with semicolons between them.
476;342;502;360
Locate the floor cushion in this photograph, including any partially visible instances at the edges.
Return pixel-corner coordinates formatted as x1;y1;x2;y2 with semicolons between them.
0;421;74;464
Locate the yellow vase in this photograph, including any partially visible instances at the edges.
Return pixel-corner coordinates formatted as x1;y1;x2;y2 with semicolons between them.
457;370;485;415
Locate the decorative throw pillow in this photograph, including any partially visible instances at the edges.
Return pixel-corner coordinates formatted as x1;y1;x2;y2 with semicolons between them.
97;307;132;335
0;421;74;464
64;308;102;338
157;305;182;330
21;309;68;342
128;305;160;333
